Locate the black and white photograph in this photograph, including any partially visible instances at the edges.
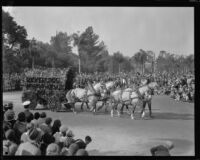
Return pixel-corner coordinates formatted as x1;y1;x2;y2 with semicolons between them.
2;6;195;156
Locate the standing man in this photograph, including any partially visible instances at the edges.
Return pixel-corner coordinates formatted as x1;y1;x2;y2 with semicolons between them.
140;80;154;119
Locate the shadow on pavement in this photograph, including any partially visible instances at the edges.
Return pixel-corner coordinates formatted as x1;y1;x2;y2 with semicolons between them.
152;112;194;120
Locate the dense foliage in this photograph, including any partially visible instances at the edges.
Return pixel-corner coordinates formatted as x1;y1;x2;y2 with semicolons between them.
2;10;194;75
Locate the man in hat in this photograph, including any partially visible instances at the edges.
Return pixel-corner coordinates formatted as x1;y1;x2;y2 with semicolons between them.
39;117;52;135
150;141;174;156
23;101;33;122
4;109;16;129
15;128;42;155
37;112;47;126
74;136;92;150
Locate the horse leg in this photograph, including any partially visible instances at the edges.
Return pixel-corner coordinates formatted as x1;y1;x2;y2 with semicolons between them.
86;102;90;110
140;101;146;119
120;104;125;114
97;101;104;111
80;102;84;111
70;103;77;114
111;103;115;117
147;100;153;118
104;101;108;113
117;105;121;117
93;103;97;115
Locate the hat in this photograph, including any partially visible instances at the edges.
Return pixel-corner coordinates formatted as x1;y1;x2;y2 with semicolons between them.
17;112;26;122
68;143;79;155
8;102;13;109
40;112;46;118
60;125;68;133
66;130;74;137
42;133;55;144
46;143;60;155
45;117;52;125
4;110;15;121
23;101;31;106
26;123;34;130
5;129;15;141
76;149;89;156
28;128;42;142
163;141;174;150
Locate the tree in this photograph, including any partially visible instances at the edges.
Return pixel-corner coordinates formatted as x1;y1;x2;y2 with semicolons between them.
72;26;106;73
2;10;29;73
113;51;124;73
133;49;148;74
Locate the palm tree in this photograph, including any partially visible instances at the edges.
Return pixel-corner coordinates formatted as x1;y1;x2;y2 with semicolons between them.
29;38;39;69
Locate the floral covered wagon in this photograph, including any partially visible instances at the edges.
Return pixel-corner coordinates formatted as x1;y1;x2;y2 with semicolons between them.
21;67;75;111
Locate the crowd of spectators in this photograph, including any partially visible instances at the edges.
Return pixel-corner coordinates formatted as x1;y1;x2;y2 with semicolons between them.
3;101;92;156
3;68;194;103
154;73;195;103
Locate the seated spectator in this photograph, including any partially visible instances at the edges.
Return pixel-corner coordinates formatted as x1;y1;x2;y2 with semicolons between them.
39;117;52;135
150;141;174;156
15;128;42;155
76;149;89;156
3;129;18;155
51;119;61;135
68;143;79;156
4;109;16;129
74;136;92;149
53;125;68;144
13;112;27;144
46;143;60;156
23;101;33;122
20;123;34;143
31;112;40;128
7;102;14;110
40;133;55;155
37;112;47;126
64;130;75;148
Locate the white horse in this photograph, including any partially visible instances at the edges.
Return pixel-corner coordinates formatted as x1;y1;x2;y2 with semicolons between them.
95;81;118;112
66;82;101;114
109;82;158;119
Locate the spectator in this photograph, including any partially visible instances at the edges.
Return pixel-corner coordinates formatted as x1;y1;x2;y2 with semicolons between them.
39;117;52;135
15;128;42;155
51;119;62;135
53;125;68;144
150;141;174;156
68;143;79;156
3;129;18;155
76;149;89;156
31;112;40;128
75;136;92;149
37;112;47;126
4;109;16;129
46;143;60;156
20;123;34;143
23;101;33;122
13;112;27;144
64;130;75;148
40;133;55;155
7;102;14;110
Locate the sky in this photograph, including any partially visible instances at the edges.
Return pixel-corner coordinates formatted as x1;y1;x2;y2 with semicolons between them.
2;7;194;57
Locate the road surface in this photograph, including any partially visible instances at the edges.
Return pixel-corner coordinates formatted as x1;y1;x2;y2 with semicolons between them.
3;91;194;156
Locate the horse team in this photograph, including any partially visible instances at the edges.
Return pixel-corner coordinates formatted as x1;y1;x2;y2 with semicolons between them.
65;80;158;120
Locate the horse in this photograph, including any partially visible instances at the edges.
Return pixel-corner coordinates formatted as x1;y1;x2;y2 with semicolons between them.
95;81;118;112
65;82;101;114
109;82;158;119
